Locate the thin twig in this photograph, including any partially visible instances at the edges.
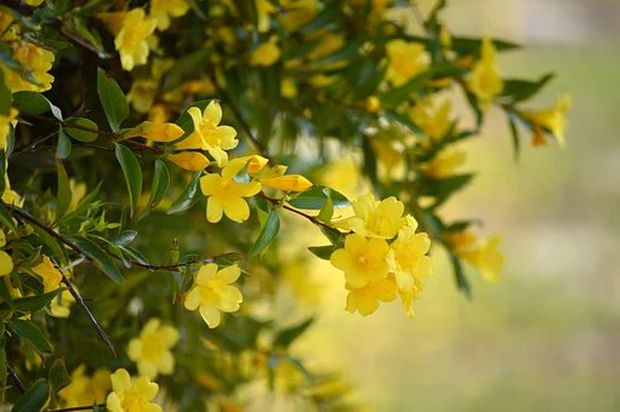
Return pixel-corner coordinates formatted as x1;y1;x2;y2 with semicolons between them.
207;72;268;156
48;404;106;412
7;365;26;393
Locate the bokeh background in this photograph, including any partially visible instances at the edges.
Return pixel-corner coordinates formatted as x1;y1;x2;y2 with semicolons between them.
277;1;620;410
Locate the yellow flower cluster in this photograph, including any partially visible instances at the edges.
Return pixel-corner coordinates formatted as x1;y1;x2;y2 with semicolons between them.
331;195;433;317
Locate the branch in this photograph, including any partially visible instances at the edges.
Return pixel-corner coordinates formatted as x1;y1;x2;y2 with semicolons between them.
7;365;26;393
48;404;106;412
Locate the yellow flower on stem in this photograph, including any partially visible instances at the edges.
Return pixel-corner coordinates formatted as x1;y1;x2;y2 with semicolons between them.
32;255;63;292
522;94;571;147
200;160;261;223
114;9;156;71
2;42;55;92
342;194;405;239
330;233;390;288
150;0;190;31
59;365;110;408
128;318;180;379
345;277;397;316
409;96;453;140
467;36;503;106
176;101;238;166
0;229;13;277
127;121;184;143
106;368;162;412
385;39;430;87
183;263;243;329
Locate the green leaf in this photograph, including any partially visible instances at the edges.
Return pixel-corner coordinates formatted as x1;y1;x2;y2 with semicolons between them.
273;318;314;349
97;68;128;132
69;236;124;284
317;195;333;223
8;320;53;353
12;378;50;412
48;358;71;394
114;144;142;217
308;244;338;260
55;126;71;160
56;161;71;218
500;73;555;103
143;159;170;218
288;186;350;210
167;172;202;215
249;209;280;257
0;346;6;401
12;290;61;313
112;230;138;247
12;91;62;120
0;203;17;234
507;113;520;160
0;71;11;116
450;253;471;299
64;117;99;142
30;225;66;265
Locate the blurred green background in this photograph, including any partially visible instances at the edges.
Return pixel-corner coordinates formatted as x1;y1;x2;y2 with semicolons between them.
290;1;620;410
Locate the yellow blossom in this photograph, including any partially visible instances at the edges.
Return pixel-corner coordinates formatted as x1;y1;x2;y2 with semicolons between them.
280;0;318;31
0;229;13;277
59;366;111;408
467;36;503;105
114;9;156;71
0;108;18;151
249;38;281;67
522;94;571;147
128;318;179;379
450;231;504;283
281;77;298;98
183;263;243;328
2;174;24;207
256;0;276;33
24;0;45;6
342;194;404;238
330;233;390;288
315;159;360;198
259;174;312;192
32;255;63;292
385;39;430;87
365;95;381;113
409;96;453;140
307;31;345;61
128;121;184;143
68;179;87;212
98;12;127;36
150;0;190;30
2;41;55;92
177;101;238;166
419;148;466;178
50;289;75;318
106;368;162;412
345;277;397;316
200;160;261;223
127;79;158;113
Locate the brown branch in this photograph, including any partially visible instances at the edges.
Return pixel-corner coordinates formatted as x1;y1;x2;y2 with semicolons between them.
7;365;26;393
48;404;106;412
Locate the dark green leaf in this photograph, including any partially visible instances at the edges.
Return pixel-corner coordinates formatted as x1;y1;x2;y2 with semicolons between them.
12;290;61;313
500;73;555;103
308;244;339;260
273;318;314;348
0;346;6;400
97;68;128;132
48;358;71;394
317;195;333;223
507;113;520;160
12;91;62;120
55;126;71;159
30;225;66;265
69;236;124;284
380;72;432;106
64;117;99;142
450;253;471;299
12;378;50;412
114;144;142;217
0;71;11;116
56;161;71;218
8;320;53;353
143;159;170;218
249;209;280;257
0;203;17;234
167;172;202;214
288;186;350;209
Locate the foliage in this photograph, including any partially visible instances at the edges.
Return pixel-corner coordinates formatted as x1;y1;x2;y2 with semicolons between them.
0;0;568;410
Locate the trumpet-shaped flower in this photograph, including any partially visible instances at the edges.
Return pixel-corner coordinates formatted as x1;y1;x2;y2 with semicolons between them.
330;234;390;288
59;366;110;407
387;216;433;292
467;36;503;105
345;277;397;316
128;318;179;379
343;194;405;239
150;0;190;30
0;229;13;277
385;39;430;87
127;121;184;143
177;101;238;166
183;264;243;328
200;160;261;223
114;9;156;71
32;255;63;292
2;41;55;92
106;368;162;412
522;94;571;147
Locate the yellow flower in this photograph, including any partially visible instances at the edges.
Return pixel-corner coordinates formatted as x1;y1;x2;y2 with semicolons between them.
256;0;276;32
330;233;390;288
177;101;238;166
385;39;430;87
449;231;504;282
281;77;298;98
345;277;397;316
127;79;158;113
32;255;63;292
315;159;360;199
68;179;87;212
24;0;45;6
200;160;261;223
128;318;179;379
127;121;184;143
307;31;345;61
114;9;156;71
280;0;318;31
419;148;466;178
467;36;503;105
342;194;404;239
0;229;13;277
183;263;243;328
249;38;281;67
409;96;453;140
522;94;571;147
106;368;161;412
59;366;111;408
260;174;312;192
50;289;75;318
150;0;189;30
2;174;24;207
2;41;55;92
365;95;381;113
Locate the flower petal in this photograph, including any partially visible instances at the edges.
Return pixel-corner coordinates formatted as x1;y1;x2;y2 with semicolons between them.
223;197;250;222
199;305;222;328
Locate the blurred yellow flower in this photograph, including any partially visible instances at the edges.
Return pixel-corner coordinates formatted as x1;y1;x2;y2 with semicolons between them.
255;0;276;32
450;231;504;282
307;31;344;61
59;365;110;408
315;159;360;198
200;160;262;223
24;0;45;6
114;9;156;71
0;229;13;277
281;77;298;98
32;255;63;292
467;36;503;105
330;233;390;288
106;368;162;412
183;263;243;328
128;318;180;379
50;289;75;318
150;0;189;30
419;148;466;178
343;194;404;239
127;79;158;113
167;152;210;171
2;41;55;92
250;38;281;67
178;101;238;166
345;277;396;316
385;39;430;87
68;179;87;212
280;0;318;31
409;97;453;140
0;108;18;151
522;94;571;147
